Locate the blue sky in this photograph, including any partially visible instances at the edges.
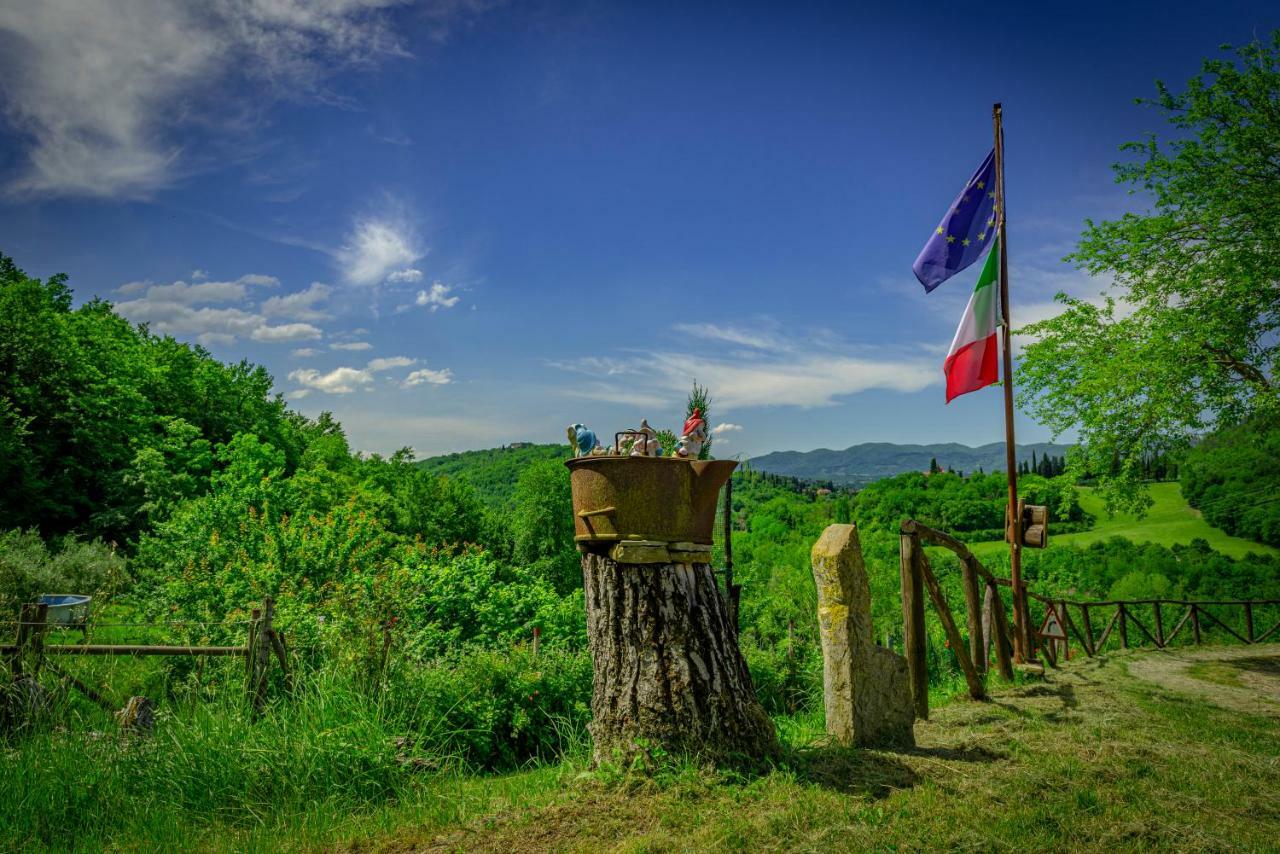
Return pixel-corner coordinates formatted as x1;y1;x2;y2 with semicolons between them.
1;1;1275;459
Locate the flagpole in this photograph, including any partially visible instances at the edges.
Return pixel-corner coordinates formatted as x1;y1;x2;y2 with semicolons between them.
993;102;1031;663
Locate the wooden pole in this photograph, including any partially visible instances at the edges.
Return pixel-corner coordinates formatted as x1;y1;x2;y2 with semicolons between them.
899;532;929;719
251;597;274;715
993;102;1030;663
1080;604;1095;656
919;554;986;700
986;581;1016;681
1244;601;1255;643
960;556;985;675
1118;603;1129;649
1153;601;1165;648
1191;603;1202;645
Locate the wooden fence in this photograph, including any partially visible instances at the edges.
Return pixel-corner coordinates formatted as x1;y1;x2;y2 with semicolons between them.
899;519;1280;719
3;596;290;716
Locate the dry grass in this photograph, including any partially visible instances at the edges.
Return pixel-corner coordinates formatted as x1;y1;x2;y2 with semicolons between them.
355;647;1280;853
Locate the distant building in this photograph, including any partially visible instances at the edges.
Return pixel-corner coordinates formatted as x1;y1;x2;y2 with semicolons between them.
816;488;832;498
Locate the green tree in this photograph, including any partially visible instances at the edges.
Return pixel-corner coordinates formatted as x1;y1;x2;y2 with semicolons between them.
511;459;579;594
687;380;712;459
1018;33;1280;512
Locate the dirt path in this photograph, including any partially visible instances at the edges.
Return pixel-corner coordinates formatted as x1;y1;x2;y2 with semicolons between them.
1125;642;1280;717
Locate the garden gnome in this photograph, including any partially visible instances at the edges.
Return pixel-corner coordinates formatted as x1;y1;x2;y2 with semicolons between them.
629;419;661;457
567;423;600;457
676;408;708;458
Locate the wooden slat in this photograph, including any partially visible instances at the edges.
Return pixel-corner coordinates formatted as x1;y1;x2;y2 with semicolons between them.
959;556;985;675
1126;607;1161;648
1095;607;1121;650
1196;605;1251;644
1163;606;1193;646
1061;604;1091;656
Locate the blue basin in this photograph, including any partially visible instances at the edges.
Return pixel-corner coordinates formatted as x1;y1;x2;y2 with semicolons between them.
37;594;92;627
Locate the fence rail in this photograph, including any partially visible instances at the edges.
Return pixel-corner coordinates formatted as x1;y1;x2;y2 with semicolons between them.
898;519;1280;717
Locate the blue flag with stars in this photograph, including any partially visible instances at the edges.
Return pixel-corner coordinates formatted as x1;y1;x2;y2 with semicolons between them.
912;149;998;292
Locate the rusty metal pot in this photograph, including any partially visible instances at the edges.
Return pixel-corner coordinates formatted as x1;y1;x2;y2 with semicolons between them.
565;456;737;545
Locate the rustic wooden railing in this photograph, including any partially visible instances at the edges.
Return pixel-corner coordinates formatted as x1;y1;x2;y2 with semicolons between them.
899;519;1280;719
3;597;290;716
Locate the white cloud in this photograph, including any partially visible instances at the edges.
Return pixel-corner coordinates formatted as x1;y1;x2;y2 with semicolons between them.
387;268;423;283
403;367;454;387
261;282;331;321
337;216;422;285
367;356;416;372
713;423;743;434
552;322;940;411
0;0;433;198
251;322;322;342
330;341;373;351
112;271;316;345
288;366;373;395
415;282;460;312
291;347;319;358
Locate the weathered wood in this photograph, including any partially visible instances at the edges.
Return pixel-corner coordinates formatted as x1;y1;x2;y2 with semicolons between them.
1079;604;1095;656
44;660;116;714
268;629;292;695
1095;607;1121;650
581;551;777;765
1191;604;1202;644
1244;602;1255;643
0;644;246;656
1153;602;1165;648
987;581;1015;680
1118;603;1129;649
918;553;985;700
899;533;929;720
723;479;739;633
1195;605;1250;644
1062;603;1091;657
1126;608;1161;648
1256;616;1280;643
250;597;275;714
959;557;985;675
1164;606;1193;646
981;583;995;666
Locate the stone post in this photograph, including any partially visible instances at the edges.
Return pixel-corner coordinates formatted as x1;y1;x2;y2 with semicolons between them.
811;524;914;747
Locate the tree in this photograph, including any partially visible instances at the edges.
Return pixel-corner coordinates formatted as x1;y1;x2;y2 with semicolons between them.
687;380;713;459
1018;33;1280;512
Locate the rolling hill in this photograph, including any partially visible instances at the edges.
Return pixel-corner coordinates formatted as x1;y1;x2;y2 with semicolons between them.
750;441;1073;486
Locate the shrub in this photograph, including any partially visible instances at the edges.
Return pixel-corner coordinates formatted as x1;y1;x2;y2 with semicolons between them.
0;529;128;618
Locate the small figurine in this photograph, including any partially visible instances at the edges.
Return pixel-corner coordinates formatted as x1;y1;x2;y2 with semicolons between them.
628;419;662;457
567;423;600;458
676;408;708;459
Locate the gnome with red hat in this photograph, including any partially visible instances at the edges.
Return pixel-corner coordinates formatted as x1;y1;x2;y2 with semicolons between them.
676;407;708;459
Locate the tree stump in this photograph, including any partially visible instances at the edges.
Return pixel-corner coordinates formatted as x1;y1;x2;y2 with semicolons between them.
581;551;778;765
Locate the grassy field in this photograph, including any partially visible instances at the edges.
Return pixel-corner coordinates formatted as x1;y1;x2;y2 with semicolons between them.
13;647;1276;851
341;646;1280;851
971;481;1277;560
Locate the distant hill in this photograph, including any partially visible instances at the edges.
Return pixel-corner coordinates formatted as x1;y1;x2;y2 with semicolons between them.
416;443;570;508
750;441;1073;486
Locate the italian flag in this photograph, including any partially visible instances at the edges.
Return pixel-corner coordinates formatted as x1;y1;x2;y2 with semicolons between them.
944;238;1000;403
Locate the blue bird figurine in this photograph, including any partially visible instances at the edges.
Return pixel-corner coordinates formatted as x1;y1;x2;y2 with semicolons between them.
567;423;599;457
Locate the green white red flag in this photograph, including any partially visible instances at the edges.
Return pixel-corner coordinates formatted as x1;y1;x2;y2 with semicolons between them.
944;238;1000;403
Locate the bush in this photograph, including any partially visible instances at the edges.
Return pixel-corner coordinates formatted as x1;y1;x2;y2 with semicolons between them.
0;529;128;618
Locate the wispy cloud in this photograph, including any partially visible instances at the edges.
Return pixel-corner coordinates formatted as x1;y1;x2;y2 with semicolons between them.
288;366;374;395
712;423;743;434
368;356;416;372
330;341;373;351
414;282;460;312
261;282;331;322
0;0;440;198
336;214;423;286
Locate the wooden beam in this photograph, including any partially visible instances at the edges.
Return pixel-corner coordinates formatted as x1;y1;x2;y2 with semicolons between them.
959;556;985;675
0;644;247;656
1153;602;1165;648
1164;606;1193;646
987;581;1015;681
1196;605;1250;644
1095;607;1121;650
900;532;929;720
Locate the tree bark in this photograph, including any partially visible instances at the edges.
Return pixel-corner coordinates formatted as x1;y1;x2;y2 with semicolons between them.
581;551;778;766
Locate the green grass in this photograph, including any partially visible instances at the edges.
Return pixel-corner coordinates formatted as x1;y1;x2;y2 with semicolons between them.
971;481;1277;560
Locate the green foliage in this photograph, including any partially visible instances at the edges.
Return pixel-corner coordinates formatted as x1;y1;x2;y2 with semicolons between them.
0;253;300;543
510;459;580;595
415;444;571;509
1018;32;1280;513
0;530;128;618
1180;416;1280;546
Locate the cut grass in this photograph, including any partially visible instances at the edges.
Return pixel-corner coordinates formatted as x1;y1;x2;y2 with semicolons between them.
351;646;1280;852
970;481;1277;561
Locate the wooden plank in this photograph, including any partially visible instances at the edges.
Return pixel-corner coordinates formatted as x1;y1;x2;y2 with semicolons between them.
919;553;986;700
1153;602;1165;648
900;533;929;720
960;556;985;675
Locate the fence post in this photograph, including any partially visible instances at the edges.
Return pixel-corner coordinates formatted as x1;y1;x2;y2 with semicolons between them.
1244;601;1255;643
246;597;274;715
1191;604;1202;645
899;531;928;720
1079;604;1095;656
918;553;985;700
985;581;1015;681
1118;603;1129;649
959;557;985;675
1153;602;1165;648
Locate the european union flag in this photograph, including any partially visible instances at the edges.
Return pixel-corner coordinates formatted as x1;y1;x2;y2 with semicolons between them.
912;149;998;292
